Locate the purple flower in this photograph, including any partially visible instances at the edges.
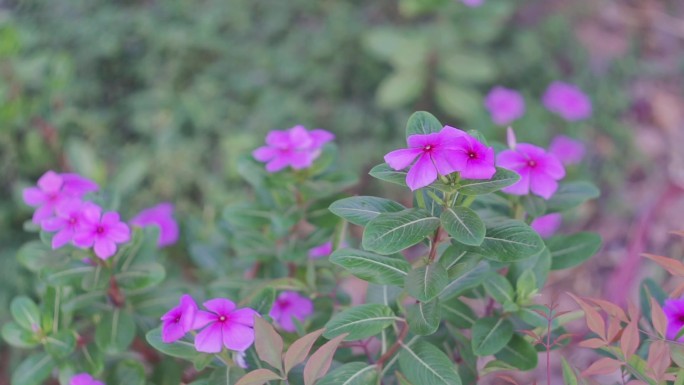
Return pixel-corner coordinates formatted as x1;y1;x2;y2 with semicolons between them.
161;294;198;343
449;134;496;179
23;171;98;224
542;82;592;121
130;203;179;247
484;87;525;125
253;125;335;173
461;0;484;6
269;291;314;333
497;143;566;199
41;200;98;249
70;373;105;385
664;298;684;341
73;205;131;260
193;298;259;353
309;241;333;260
549;135;586;165
531;213;562;238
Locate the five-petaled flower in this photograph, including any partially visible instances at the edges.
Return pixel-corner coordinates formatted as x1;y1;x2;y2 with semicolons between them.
269;291;314;332
73;205;131;260
542;81;592;121
23;170;98;224
549;135;586;165
130;203;180;247
41;200;98;249
193;298;259;353
253;125;334;173
484;86;526;125
70;373;105;385
663;298;684;341
161;294;198;343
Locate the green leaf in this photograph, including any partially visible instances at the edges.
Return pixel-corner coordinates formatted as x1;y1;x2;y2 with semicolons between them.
399;341;462;385
247;287;276;315
330;248;411;286
376;70;424;108
362;209;440;255
483;274;515;305
405;111;442;137
329;196;405;226
441;298;477;329
45;330;76;359
561;357;579;385
369;163;407;187
405;263;449;302
435;82;482;120
11;296;41;331
548;232;602;270
323;304;396;341
494;334;538;371
116;262;166;290
515;270;538;304
254;317;283;372
1;321;39;348
11;353;55;385
439;53;496;83
303;333;347;385
521;195;546;218
546;181;600;212
146;328;199;360
95;309;136;353
441;207;485;246
43;261;95;286
406;299;441;335
116;359;146;385
438;260;491;300
471;317;514;356
317;362;378;385
234;369;282;385
477;220;545;262
17;241;65;272
458;168;520;195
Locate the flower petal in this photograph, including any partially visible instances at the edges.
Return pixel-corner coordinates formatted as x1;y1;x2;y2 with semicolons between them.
384;148;422;171
222;322;255;351
108;222;131;243
73;230;95;248
162;319;187;343
501;168;531;196
37;171;63;193
203;298;236;315
252;146;278;162
23;187;46;206
194;323;223;353
193;310;218;330
32;204;55;224
52;229;74;249
530;173;559;200
405;153;438;191
265;156;290;173
41;217;66;232
93;239;117;260
229;308;260;327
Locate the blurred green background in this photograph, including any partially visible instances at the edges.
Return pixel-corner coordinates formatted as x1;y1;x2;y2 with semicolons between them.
1;0;683;379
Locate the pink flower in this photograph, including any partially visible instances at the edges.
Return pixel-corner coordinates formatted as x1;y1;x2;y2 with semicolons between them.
664;298;684;341
308;241;333;260
70;373;105;385
484;87;525;125
542;82;592;121
384;126;495;190
253;125;335;173
23;171;98;224
193;298;259;353
130;203;179;247
531;213;562;238
461;0;484;6
269;291;314;333
41;200;98;249
549;135;585;165
73;205;131;260
161;294;198;343
497;143;566;199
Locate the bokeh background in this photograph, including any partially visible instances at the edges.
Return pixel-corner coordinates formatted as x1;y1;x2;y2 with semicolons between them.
1;0;683;382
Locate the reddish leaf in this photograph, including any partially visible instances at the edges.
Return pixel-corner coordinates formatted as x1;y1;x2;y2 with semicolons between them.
283;328;324;374
568;293;606;339
579;338;607;349
254;317;284;372
494;375;520;385
585;298;628;323
234;369;283;385
649;297;668;338
672;282;684;298
627;300;640;322
620;320;639;359
646;340;671;382
642;253;684;276
303;333;348;385
581;357;622;377
607;317;622;342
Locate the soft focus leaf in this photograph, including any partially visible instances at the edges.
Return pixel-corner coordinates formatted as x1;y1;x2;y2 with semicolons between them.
441;298;477;328
649;297;668;338
362;209;440;255
549;232;602;270
471;317;514;356
405;263;448;302
10;296;41;331
483;274;515;305
95;309;136;353
329;196;405;226
620;319;639;359
646;340;670;382
254;317;283;372
546;181;600;212
303;333;347;385
234;369;282;385
1;321;39;348
405;111;442;137
441;207;485;246
399;341;462;385
44;330;76;359
330;248;410;286
567;293;605;340
561;357;579;385
11;352;55;385
406;299;441;335
494;335;538;371
115;360;146;385
317;362;378;385
581;357;622;377
323;304;395;341
376;70;424;109
643;253;684;276
458;168;520;195
283;328;324;374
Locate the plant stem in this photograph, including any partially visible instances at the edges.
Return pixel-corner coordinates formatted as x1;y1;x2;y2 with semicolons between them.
376;322;408;368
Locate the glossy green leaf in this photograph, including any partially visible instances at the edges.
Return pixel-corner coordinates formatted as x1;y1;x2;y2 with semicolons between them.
330;248;410;286
441;298;477;329
457;168;520;195
323;304;396;341
495;334;538;370
548;232;602;270
483;274;515;305
329;196;405;226
95;309;136;353
146;328;199;360
405;111;442;137
471;317;514;356
546;181;600;212
11;296;41;331
441;206;485;246
362;209;440;255
406;299;441;335
438;260;490;300
317;362;378;385
477;220;545;262
247;286;276;315
405;263;448;302
369;163;408;187
399;341;462;385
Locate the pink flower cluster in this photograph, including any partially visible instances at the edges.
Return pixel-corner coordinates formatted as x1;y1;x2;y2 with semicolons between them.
23;171;180;260
161;295;260;353
663;297;684;341
70;373;105;385
253;125;334;173
384;126;496;191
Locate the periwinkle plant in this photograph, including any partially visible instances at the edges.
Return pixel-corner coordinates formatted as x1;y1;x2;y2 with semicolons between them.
3;114;602;385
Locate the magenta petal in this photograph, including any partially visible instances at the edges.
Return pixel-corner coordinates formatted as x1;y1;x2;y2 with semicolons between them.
309;129;335;148
179;295;198;331
222;322;255;351
502;168;531;195
52;229;74;249
193;310;217;330
289;125;314;149
431;149;460;176
384;148;422;170
73;230;95;248
93;239;117;259
32;204;55;223
230;308;259;327
406;153;438;191
23;187;45;206
460;160;496;179
530;174;558;200
37;171;63;193
101;212;121;226
253;146;278;162
497;150;528;170
278;313;297;332
407;132;441;148
203;298;236;315
108;222;131;243
61;173;99;196
265;156;290;173
550;136;585;165
81;205;102;225
195;323;224;353
289;151;314;170
42;217;66;232
162;320;187;343
531;214;562;238
539;154;566;179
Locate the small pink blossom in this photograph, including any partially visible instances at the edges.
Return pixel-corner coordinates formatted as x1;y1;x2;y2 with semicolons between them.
161;294;198;343
70;373;105;385
309;241;333;259
23;171;98;224
73;205;131;260
484;87;525;125
461;0;484;6
531;213;562;238
41;200;98;249
549;135;586;165
193;298;259;353
664;298;684;341
497;140;566;200
130;203;179;247
269;291;314;332
253;125;334;173
542;82;592;121
448;134;496;179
